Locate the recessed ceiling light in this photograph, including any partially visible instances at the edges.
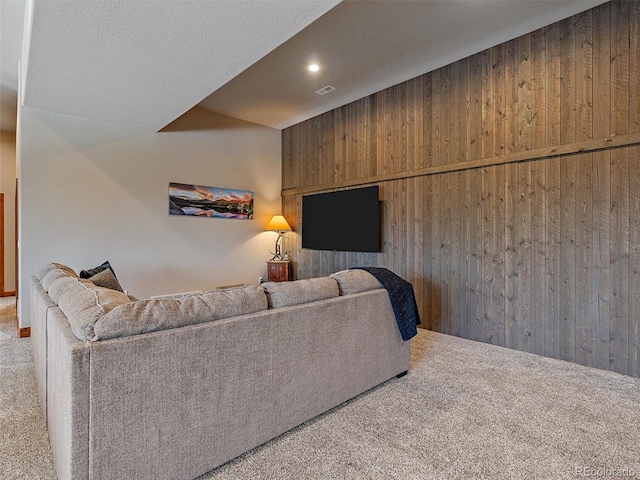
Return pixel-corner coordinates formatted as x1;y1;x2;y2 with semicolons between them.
308;64;320;72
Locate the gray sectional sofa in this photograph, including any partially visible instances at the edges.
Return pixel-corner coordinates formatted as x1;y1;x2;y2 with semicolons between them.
31;263;411;480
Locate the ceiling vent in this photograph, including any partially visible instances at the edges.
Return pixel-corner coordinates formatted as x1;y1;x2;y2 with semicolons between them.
315;85;336;95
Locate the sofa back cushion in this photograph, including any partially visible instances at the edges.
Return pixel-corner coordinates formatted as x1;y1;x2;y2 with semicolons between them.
48;276;82;304
41;269;70;291
330;269;382;295
57;279;132;341
261;277;339;309
37;263;78;282
93;285;268;340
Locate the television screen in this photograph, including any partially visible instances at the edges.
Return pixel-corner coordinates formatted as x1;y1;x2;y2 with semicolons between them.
302;186;380;252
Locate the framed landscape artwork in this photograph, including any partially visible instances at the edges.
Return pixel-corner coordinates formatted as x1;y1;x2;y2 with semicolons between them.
169;182;254;219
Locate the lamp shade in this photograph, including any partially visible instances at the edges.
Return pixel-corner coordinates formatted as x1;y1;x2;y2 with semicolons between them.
266;215;292;232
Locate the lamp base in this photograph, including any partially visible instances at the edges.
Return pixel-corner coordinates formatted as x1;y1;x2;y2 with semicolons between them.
269;231;286;261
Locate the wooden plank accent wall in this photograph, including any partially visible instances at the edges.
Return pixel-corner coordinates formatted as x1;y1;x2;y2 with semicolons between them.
281;1;640;377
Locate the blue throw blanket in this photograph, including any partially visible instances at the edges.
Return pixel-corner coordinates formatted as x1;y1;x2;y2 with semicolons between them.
353;267;421;341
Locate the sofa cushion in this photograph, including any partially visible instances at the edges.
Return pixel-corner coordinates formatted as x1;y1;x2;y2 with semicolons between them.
89;268;124;292
37;264;58;282
57;280;132;341
262;277;339;309
330;269;383;295
54;263;78;278
93;285;268;340
41;269;70;292
48;276;81;304
37;263;77;282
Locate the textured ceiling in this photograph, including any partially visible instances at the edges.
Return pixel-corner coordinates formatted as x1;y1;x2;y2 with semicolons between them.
19;0;340;132
198;0;609;130
3;0;609;134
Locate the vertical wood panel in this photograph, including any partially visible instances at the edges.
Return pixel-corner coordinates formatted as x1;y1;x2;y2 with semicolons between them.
422;75;434;326
349;105;359;183
431;173;441;331
559;16;577;363
544;20;561;359
450;62;463;337
424;174;434;327
460;58;472;339
441;66;452;166
629;2;640;377
591;2;612;371
629;146;640;376
481;47;494;344
610;0;630;375
441;67;452;334
506;40;519;154
493;60;508;321
517;161;533;352
517;34;534;352
461;168;471;339
282;128;293;192
281;1;640;378
504;39;519;350
530;25;548;354
333;107;344;185
430;69;443;329
493;165;506;347
413;176;425;323
610;146;630;375
505;161;518;349
432;68;442;166
481;49;493;160
375;92;385;178
438;168;450;334
450;170;462;337
400;179;409;279
575;10;594;367
469;53;484;342
423;75;433;168
481;167;493;343
530;157;546;356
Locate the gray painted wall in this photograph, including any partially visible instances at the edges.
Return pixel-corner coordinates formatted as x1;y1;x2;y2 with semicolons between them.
17;106;282;326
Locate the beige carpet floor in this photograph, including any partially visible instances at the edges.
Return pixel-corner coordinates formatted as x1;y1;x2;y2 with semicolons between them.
0;297;56;479
1;296;639;479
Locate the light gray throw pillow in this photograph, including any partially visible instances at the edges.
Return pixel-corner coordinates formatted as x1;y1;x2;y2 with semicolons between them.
37;262;77;282
48;276;81;304
37;264;58;282
261;277;339;309
330;269;383;295
57;280;132;341
41;269;69;292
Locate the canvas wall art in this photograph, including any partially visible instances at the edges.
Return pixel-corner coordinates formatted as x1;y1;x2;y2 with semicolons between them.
169;182;254;219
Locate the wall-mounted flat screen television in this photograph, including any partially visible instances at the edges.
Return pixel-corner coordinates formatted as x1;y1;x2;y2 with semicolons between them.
302;186;380;252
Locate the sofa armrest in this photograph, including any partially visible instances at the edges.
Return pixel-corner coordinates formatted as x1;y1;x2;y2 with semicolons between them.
30;275;56;420
47;310;91;480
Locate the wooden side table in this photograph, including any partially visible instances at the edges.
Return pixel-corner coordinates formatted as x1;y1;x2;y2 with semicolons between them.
267;261;290;282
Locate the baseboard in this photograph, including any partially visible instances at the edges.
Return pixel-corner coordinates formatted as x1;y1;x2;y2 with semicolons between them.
18;327;30;338
1;291;16;297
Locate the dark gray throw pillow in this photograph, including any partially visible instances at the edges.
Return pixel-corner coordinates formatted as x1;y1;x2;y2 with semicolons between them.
88;268;124;292
80;260;116;280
